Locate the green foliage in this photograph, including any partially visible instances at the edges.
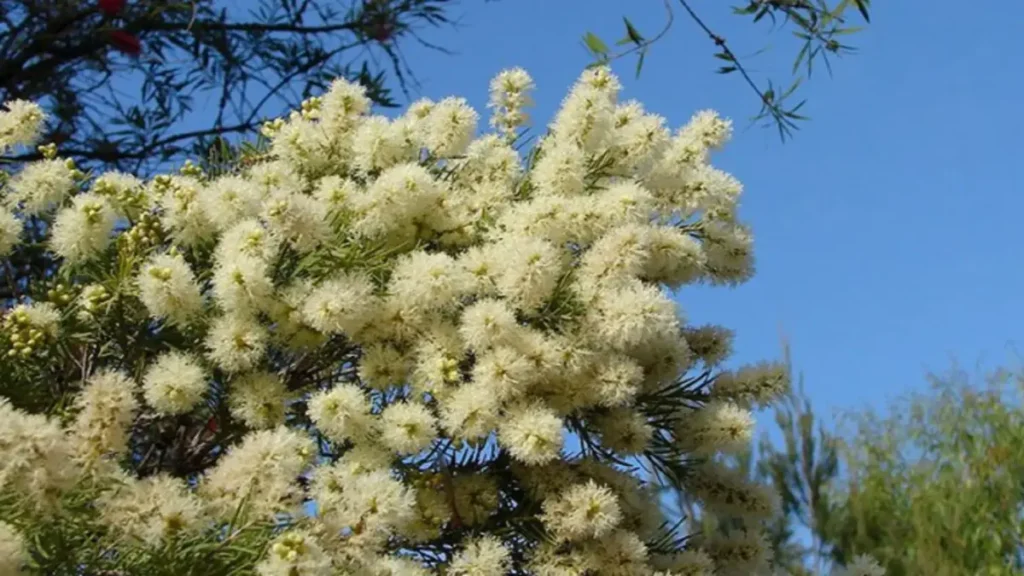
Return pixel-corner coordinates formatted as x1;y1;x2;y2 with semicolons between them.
824;365;1024;575
750;358;1024;575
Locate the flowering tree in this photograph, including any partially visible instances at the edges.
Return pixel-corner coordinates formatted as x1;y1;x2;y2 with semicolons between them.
0;66;791;575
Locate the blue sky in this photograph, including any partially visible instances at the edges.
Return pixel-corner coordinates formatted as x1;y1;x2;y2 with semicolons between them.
378;0;1024;433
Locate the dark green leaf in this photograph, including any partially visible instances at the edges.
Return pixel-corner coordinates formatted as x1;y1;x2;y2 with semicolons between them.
635;50;646;78
623;16;645;44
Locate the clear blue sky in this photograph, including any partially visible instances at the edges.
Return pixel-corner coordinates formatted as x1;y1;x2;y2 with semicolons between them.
380;0;1024;431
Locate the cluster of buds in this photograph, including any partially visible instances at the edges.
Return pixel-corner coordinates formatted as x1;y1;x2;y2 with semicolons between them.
93;178;147;216
3;309;52;359
119;212;164;253
37;142;58;160
63;158;87;182
77;284;112;321
260;118;287;139
436;355;461;386
270;532;309;563
179;159;204;179
148;174;176;201
44;282;75;306
293;97;322;122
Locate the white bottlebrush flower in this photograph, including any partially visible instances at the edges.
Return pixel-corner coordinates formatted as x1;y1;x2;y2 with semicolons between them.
301;272;376;336
0;99;46;150
159;176;217;246
593;408;652;455
530;141;586;197
211;254;275;314
499;402;564;466
200;426;314;520
488;67;535;137
352;115;415;174
541;480;622;541
578;224;655;293
8;158;76;215
351;162;441;239
142;351;207;415
470;346;538;402
682;324;734;368
247;160;305;198
591;353;645;408
313;175;360;210
358;343;411;391
216;218;280;263
680;109;733;152
0;521;28;575
440;381;501;441
611;101;671;177
643;226;705;287
582;529;649;575
261;188;330;252
307;384;373;444
329;468;416;536
493;235;565;312
0;400;78;509
684;460;778;521
550;69;616;154
711;361;789;407
675;401;754;455
379;401;438;455
458;298;521;351
98;474;204;547
50;193;117;264
70;369;139;464
457;245;501;298
700;221;754;285
389;250;471;312
587;279;680;353
201;174;264;231
449;536;511;576
423;97;478;157
0;206;21;257
704;528;773;576
229;371;290;429
257;530;333;576
91;171;149;217
457;135;522;196
205;313;269;373
320;76;372;127
137;252;204;326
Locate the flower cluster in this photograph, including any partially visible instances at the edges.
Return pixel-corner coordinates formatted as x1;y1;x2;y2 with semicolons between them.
0;66;788;575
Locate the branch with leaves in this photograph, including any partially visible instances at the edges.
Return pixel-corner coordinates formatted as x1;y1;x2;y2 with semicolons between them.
0;0;468;175
584;0;871;140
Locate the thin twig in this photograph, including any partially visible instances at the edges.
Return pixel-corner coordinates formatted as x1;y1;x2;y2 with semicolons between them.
676;0;771;112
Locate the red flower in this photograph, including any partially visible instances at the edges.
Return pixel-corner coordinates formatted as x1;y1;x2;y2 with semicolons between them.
98;0;126;16
109;30;141;57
